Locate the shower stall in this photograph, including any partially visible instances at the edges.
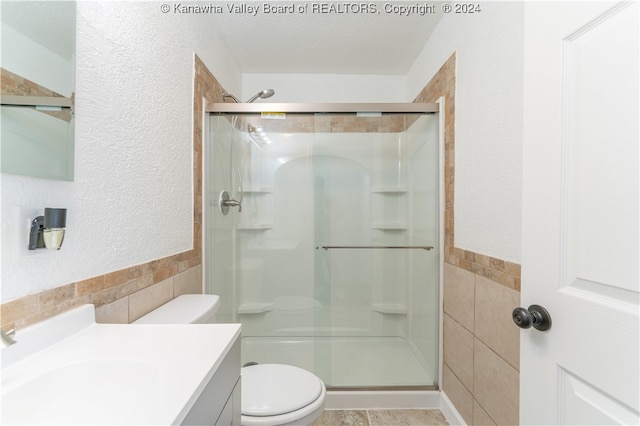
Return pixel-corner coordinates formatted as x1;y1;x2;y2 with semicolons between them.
205;102;441;390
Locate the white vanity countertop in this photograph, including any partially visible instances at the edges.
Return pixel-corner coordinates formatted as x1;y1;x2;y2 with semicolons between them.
1;304;241;425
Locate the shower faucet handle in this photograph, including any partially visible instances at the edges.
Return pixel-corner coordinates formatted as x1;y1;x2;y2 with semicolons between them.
223;199;242;212
219;190;242;215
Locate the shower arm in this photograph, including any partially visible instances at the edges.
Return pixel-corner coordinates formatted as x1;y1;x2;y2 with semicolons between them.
223;89;274;104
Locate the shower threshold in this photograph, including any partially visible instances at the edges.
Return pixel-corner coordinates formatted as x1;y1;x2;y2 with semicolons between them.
241;335;436;389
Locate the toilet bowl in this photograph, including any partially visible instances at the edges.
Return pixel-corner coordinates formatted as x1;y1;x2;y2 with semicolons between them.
241;363;326;426
134;294;326;426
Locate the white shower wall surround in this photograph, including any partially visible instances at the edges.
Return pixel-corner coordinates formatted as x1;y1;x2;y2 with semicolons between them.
206;110;440;389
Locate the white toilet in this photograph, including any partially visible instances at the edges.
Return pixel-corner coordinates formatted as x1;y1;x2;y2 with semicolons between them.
134;294;327;426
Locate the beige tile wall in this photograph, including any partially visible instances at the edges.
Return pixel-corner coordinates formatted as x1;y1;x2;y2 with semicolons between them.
0;55;225;329
443;263;520;425
415;53;521;425
0;258;204;328
97;266;202;323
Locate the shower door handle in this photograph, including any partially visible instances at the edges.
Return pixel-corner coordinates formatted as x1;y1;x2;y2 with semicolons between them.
512;305;552;331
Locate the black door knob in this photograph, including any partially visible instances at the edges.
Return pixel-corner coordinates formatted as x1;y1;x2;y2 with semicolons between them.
512;307;532;329
512;305;552;331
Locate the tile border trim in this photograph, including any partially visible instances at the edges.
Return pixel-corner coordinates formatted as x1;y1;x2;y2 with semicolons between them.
414;52;521;291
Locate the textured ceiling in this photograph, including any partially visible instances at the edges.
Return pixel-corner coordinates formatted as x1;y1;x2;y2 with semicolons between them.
1;1;444;75
206;1;445;74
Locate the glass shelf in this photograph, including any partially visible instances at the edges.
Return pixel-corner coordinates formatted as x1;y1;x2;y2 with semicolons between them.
243;187;273;193
371;186;407;193
371;303;408;314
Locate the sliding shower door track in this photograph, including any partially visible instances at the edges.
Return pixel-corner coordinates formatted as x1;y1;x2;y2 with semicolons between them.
205;102;439;114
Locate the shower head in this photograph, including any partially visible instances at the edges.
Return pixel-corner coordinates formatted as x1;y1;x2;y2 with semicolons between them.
222;89;275;103
246;89;275;103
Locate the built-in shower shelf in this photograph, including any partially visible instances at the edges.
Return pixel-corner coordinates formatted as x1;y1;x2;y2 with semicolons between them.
248;240;299;250
237;223;273;230
372;186;407;193
371;222;407;230
371;303;408;315
243;187;274;194
238;303;273;314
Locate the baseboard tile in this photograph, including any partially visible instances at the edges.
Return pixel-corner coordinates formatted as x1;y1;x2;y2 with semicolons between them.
440;391;467;425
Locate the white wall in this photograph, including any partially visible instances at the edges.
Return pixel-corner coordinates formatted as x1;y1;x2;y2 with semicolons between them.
242;73;406;103
0;1;242;302
406;2;525;263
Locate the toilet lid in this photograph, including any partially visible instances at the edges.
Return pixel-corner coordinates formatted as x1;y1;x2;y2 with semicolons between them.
241;364;324;417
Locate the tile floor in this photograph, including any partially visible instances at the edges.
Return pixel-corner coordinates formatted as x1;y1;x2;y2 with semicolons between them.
314;409;449;426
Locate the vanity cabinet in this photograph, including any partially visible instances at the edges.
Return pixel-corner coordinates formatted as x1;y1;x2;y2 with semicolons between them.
1;305;242;425
182;339;241;425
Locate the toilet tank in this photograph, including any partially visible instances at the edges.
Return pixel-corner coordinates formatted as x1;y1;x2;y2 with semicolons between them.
133;294;220;324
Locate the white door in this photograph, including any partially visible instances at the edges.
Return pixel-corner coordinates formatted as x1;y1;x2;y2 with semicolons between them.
521;1;639;425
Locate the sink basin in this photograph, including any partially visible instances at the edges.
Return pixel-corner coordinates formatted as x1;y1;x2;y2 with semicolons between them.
1;304;241;425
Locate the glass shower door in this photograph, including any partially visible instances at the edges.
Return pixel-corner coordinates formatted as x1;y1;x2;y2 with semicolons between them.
310;113;439;388
207;109;439;390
